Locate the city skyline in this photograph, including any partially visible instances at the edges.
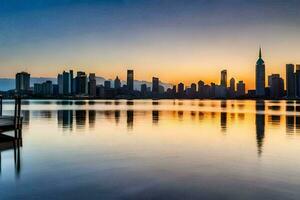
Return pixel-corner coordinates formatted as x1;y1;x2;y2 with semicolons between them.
1;1;300;89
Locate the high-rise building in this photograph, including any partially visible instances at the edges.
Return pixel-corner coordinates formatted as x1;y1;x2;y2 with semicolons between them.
178;83;184;95
220;70;227;88
198;80;204;97
88;73;96;97
237;81;246;97
172;85;176;94
127;70;134;91
286;64;296;98
70;70;74;94
114;76;121;89
141;84;147;94
34;81;53;96
230;78;235;92
62;71;71;95
256;48;265;97
296;65;300;98
159;85;165;94
75;71;88;95
269;74;284;99
210;83;216;98
16;72;30;93
57;74;64;95
104;80;111;89
191;83;197;94
152;77;159;93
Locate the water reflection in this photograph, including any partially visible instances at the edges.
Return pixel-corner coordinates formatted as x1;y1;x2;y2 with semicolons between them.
255;101;265;156
220;112;227;132
127;110;134;129
76;110;87;128
0;135;22;178
152;110;159;125
57;110;73;130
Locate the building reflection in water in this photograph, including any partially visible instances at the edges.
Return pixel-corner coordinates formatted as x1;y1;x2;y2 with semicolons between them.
152;110;159;125
177;111;184;121
255;100;265;156
127;110;134;130
220;112;227;132
76;110;86;128
115;110;120;124
295;103;300;132
190;111;196;121
88;110;96;128
57;110;73;130
286;102;295;134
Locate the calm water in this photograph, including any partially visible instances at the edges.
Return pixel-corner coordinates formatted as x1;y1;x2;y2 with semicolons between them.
1;100;300;199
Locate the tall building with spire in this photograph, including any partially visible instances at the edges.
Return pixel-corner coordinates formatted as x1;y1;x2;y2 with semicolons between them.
255;48;265;97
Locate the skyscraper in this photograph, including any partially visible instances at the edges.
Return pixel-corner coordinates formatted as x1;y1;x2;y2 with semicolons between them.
269;74;284;99
237;81;246;97
16;72;30;93
104;80;111;89
62;71;71;95
88;73;96;97
220;70;227;88
114;76;121;89
255;48;265;97
198;80;204;97
127;70;134;91
178;83;184;96
296;65;300;97
229;77;236;98
70;70;74;94
152;77;159;93
57;74;63;95
230;78;235;92
286;64;296;98
75;71;88;95
141;84;147;95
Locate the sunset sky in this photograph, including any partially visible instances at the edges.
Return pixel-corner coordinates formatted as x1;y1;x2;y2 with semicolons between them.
1;0;300;89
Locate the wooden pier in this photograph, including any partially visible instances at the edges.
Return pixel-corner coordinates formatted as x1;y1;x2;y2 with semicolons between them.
0;95;23;146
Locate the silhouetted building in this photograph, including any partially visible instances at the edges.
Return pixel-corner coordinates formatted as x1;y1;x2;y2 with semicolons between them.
158;85;165;94
256;48;265;97
172;85;176;94
63;71;71;95
34;81;53;96
57;74;63;95
198;80;204;97
70;70;74;94
286;64;296;98
236;81;245;97
269;74;284;99
127;70;134;91
104;80;111;89
190;83;197;97
229;77;235;92
75;71;88;95
178;83;184;97
215;85;226;98
210;83;216;98
141;84;147;95
229;77;235;98
296;65;300;98
16;72;30;93
220;69;227;88
152;77;159;93
114;76;121;89
88;73;96;97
